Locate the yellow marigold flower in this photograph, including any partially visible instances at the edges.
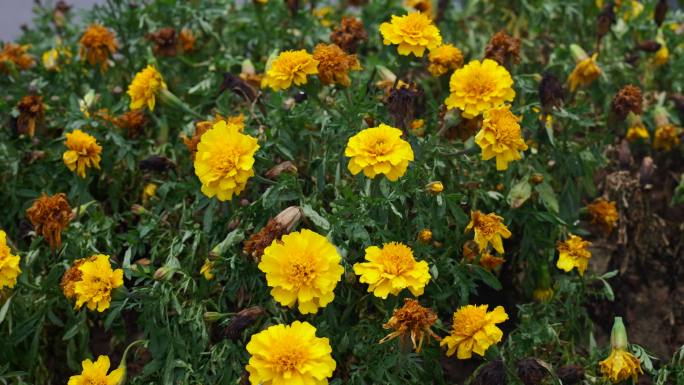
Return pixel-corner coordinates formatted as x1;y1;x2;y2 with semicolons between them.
193;120;260;201
73;254;124;312
379;12;442;57
0;43;35;72
475;105;528;171
0;230;21;290
587;198;618;235
380;298;440;353
353;242;430;299
556;234;592;276
465;211;512;254
79;24;118;71
404;0;433;16
61;258;87;299
600;317;643;383
654;44;669;66
313;43;361;87
42;48;59;71
653;124;680;151
626;124;649;142
68;355;124;385
418;229;433;244
568;50;601;92
142;183;157;204
63;129;102;178
127;65;167;111
427;44;463;76
26;193;73;250
200;259;214;280
444;59;515;118
261;50;319;91
441;304;508;359
246;321;336;385
258;229;343;314
345;124;414;181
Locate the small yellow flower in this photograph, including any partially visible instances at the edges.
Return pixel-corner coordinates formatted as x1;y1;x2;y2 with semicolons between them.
246;321;336;385
654;44;669;66
142;183;157;204
261;50;319;91
313;43;361;87
465;211;512;254
600;317;643;383
441;304;508;359
193;120;260;201
258;229;343;314
418;229;433;244
63;129;102;178
475;105;528;171
79;24;118;71
444;59;515;118
380;298;440;353
68;355;124;385
73;254;124;312
568;50;601;92
626;124;649;142
200;259;214;280
427;44;463;76
345;124;415;181
127;65;167;111
426;181;444;194
353;242;430;299
42;49;60;71
379;12;442;57
556;234;592;276
653;124;680;151
0;230;21;290
404;0;433;16
586;198;618;235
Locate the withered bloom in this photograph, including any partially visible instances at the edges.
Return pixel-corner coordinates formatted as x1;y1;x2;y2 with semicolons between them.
147;27;177;57
113;109;148;138
224;306;266;341
330;16;368;54
79;24;118;71
474;359;507;385
16;95;45;138
655;0;668;27
516;358;547;385
636;41;661;53
26;193;73;250
243;206;301;261
179;28;195;52
61;257;87;298
313;43;361;87
380;298;440;353
556;365;585;385
612;85;642;120
484;31;520;67
596;2;616;41
386;81;424;130
0;43;35;72
539;73;564;112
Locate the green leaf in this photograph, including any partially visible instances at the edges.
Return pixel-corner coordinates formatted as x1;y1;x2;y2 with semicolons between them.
535;182;559;213
508;179;532;209
0;295;13;324
301;204;331;230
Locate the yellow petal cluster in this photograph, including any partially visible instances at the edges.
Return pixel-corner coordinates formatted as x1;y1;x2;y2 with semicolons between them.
379;12;442;57
586;198;619;235
556;234;592;276
258;229;344;314
73;254;124;312
200;259;214;280
653;124;680;151
444;59;515;118
127;65;167;111
440;304;508;359
568;53;601;92
626;124;649;142
246;321;336;385
193;120;260;201
0;230;21;290
465;211;512;254
427;44;463;76
345;124;414;181
353;242;430;299
475;105;528;171
261;50;319;91
600;348;643;383
68;355;124;385
63;129;102;178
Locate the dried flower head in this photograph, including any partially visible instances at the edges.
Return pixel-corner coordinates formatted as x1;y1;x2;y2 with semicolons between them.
386;81;424;129
612;85;642;120
380;299;440;352
0;43;35;72
113;109;148;138
539;72;564;111
379;12;442;57
147;27;177;57
474;360;507;385
79;24;118;71
556;365;585;385
427;43;463;76
330;16;368;54
484;31;520;66
479;252;505;271
596;1;616;40
586;198;618;235
224;306;266;341
516;358;547;385
26;193;73;250
16;95;45;138
313;43;361;87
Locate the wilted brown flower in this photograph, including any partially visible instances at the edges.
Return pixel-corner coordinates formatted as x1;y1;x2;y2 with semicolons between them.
61;257;88;298
386;81;424;130
148;27;177;57
179;28;196;52
26;193;73;250
313;43;361;87
243;206;301;261
79;24;118;71
224;306;266;341
655;0;668;27
330;16;368;54
516;358;548;385
113;109;148;138
539;73;564;111
16;95;45;138
556;365;585;385
596;1;616;41
612;85;642;120
474;359;507;385
484;31;520;67
586;198;618;236
636;41;661;53
0;43;35;72
380;299;440;353
479;252;505;271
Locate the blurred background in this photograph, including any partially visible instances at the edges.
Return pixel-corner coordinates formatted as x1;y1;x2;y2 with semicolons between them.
0;0;102;40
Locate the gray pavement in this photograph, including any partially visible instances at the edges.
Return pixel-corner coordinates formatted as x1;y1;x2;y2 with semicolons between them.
0;0;102;41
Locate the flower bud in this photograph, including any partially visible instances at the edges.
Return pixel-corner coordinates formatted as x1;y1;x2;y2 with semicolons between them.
274;206;302;232
610;317;629;350
418;229;432;244
203;311;224;322
426;181;444;194
153;266;175;281
529;173;544;185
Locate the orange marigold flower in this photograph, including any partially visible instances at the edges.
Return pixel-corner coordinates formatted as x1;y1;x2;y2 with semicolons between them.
112;110;148;138
26;193;73;250
586;198;619;235
79;24;118;71
0;43;35;72
179;28;196;52
380;298;441;353
16;95;45;138
313;43;362;87
61;257;87;298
